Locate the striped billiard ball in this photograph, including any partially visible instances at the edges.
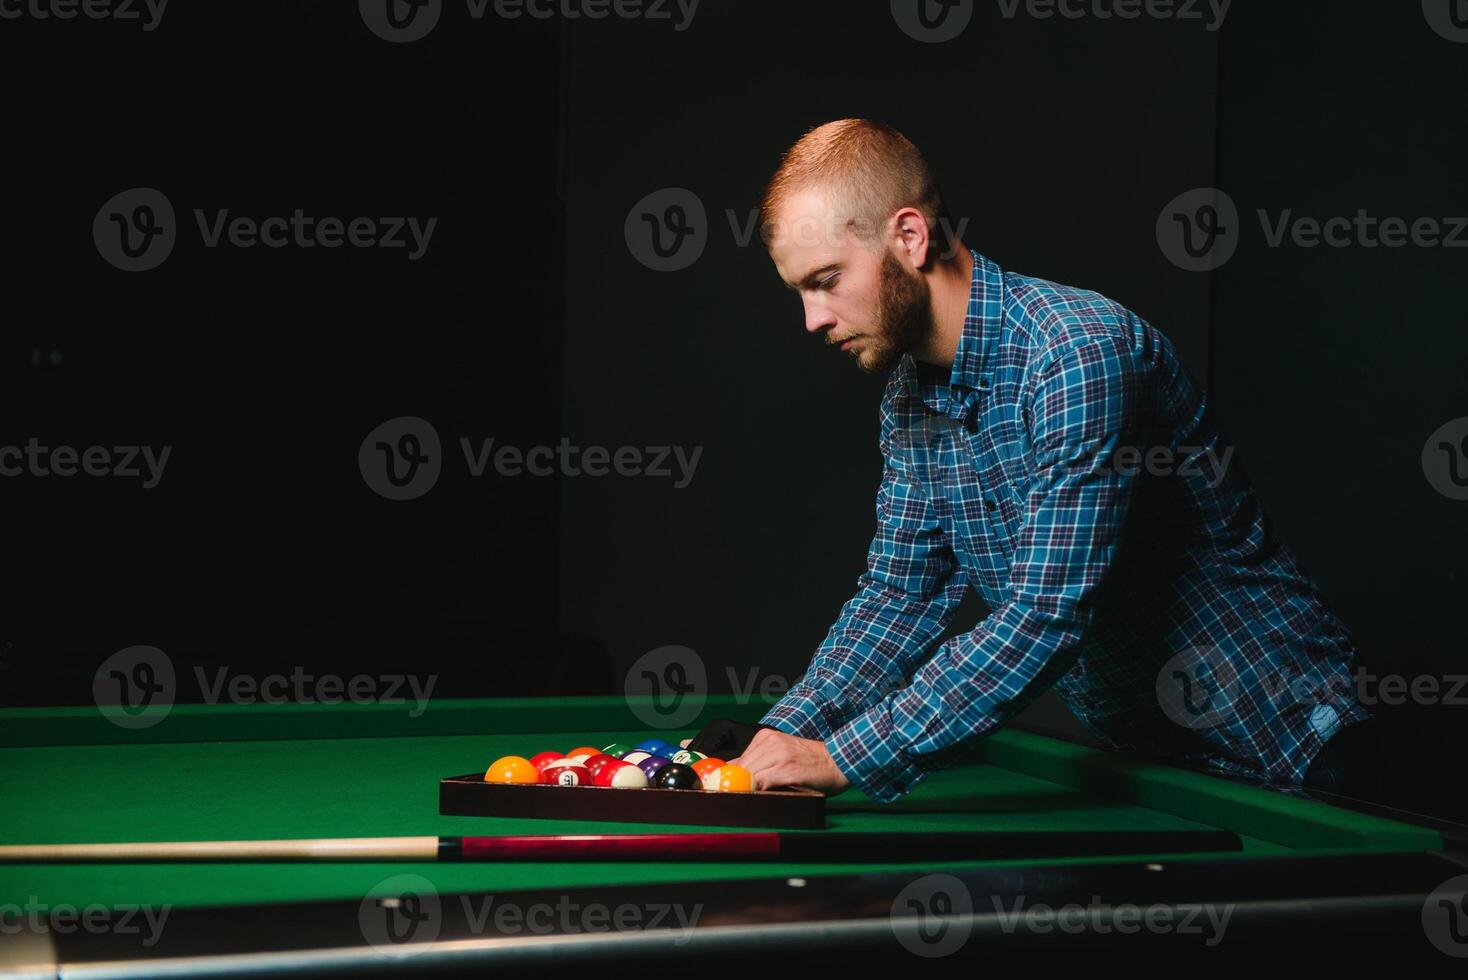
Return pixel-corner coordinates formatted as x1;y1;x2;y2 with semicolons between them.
543;764;593;787
621;751;653;766
637;756;672;782
669;749;705;765
594;760;650;788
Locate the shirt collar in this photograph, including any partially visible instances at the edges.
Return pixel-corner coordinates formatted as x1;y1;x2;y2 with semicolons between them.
913;248;1001;420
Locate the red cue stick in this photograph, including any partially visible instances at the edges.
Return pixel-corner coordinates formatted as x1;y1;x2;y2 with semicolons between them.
0;830;1241;863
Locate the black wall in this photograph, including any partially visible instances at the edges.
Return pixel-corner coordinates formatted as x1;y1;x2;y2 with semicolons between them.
3;2;1462;821
1212;2;1468;820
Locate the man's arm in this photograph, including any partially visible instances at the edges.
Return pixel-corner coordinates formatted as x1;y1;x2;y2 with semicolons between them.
827;333;1149;801
760;386;970;742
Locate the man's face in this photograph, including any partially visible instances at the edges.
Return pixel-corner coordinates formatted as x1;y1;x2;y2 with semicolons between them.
768;191;935;374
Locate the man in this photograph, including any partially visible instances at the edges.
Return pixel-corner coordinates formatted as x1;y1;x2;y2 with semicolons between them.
689;118;1376;802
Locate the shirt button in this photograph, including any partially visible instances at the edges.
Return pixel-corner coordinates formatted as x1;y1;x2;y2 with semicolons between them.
977;376;992;390
984;499;998;512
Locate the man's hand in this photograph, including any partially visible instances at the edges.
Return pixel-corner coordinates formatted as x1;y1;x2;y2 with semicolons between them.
708;729;852;796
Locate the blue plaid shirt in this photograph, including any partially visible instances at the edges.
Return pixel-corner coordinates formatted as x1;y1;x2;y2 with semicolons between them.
763;250;1368;802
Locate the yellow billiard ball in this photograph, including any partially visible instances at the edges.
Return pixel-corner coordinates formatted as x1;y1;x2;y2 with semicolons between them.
713;763;752;793
484;755;539;784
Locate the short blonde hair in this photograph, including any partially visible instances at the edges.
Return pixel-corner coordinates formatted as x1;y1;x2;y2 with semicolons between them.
758;118;947;247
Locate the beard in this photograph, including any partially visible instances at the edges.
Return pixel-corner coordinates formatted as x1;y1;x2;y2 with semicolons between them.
848;250;935;374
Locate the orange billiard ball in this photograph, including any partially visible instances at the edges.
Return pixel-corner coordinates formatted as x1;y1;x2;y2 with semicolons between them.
691;757;727;789
565;745;601;761
713;764;753;793
484;755;539;784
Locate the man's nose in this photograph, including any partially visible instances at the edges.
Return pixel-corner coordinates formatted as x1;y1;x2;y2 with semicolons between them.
803;301;835;335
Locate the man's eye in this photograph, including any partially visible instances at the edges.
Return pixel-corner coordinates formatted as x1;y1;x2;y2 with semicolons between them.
819;274;839;290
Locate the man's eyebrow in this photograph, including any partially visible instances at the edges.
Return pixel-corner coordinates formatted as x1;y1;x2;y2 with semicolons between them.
784;263;842;292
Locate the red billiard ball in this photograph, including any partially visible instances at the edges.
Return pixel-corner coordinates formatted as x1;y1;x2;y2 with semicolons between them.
528;751;565;772
582;754;619;778
593;760;651;788
542;764;593;786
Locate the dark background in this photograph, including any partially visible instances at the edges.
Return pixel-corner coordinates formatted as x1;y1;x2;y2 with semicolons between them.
1;2;1463;822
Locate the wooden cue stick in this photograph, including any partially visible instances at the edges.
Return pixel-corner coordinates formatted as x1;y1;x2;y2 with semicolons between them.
0;830;1241;863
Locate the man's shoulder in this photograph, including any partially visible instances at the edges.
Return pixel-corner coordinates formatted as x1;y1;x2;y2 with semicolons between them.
1001;270;1141;366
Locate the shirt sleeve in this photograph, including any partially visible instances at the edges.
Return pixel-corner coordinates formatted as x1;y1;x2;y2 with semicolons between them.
759;377;971;743
827;334;1149;801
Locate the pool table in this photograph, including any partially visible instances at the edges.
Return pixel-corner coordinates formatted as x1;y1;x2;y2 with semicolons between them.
2;696;1465;973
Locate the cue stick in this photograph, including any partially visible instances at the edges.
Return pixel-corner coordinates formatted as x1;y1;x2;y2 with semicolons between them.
0;830;1241;863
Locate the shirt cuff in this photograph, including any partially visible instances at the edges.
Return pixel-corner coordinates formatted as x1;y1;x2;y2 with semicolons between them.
825;700;928;803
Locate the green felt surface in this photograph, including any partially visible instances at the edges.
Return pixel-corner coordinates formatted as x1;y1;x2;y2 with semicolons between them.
0;699;1443;911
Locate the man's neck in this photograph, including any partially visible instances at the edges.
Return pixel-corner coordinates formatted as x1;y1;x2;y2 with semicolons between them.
914;244;974;368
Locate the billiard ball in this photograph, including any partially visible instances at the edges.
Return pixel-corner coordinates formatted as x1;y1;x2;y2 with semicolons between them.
621;751;653;766
669;749;706;765
652;762;701;790
528;751;565;772
637;756;672;781
691;757;726;788
484;755;539;784
652;744;684;759
635;738;672;755
543;764;593;786
600;743;634;758
540;758;581;776
582;754;619;778
565;745;601;760
712;764;753;793
594;760;651;788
